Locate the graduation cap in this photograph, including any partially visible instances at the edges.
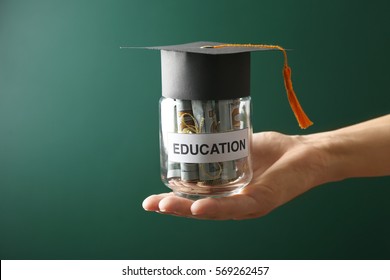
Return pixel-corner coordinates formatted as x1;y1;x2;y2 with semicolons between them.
126;41;313;129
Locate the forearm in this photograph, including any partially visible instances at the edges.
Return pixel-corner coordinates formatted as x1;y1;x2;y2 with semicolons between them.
305;114;390;183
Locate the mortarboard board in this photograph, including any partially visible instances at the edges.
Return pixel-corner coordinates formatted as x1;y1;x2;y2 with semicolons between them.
125;41;313;129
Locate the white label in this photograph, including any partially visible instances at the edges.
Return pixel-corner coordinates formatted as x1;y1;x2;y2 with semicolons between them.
167;128;249;163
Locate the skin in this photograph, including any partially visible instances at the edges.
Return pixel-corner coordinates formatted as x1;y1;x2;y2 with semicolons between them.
143;114;390;220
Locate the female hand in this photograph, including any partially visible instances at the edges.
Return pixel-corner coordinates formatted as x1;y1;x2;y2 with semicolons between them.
143;115;390;220
143;131;327;220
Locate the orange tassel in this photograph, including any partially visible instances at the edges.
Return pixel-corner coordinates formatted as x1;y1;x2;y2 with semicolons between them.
283;64;313;129
211;44;313;129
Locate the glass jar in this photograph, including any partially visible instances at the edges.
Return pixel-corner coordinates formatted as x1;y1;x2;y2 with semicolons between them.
159;97;252;199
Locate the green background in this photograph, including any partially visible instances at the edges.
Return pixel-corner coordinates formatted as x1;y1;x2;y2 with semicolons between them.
1;0;389;259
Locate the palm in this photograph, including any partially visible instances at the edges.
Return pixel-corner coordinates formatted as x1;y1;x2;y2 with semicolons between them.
143;132;319;220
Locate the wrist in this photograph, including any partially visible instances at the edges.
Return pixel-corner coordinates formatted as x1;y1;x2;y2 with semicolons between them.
297;131;348;186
